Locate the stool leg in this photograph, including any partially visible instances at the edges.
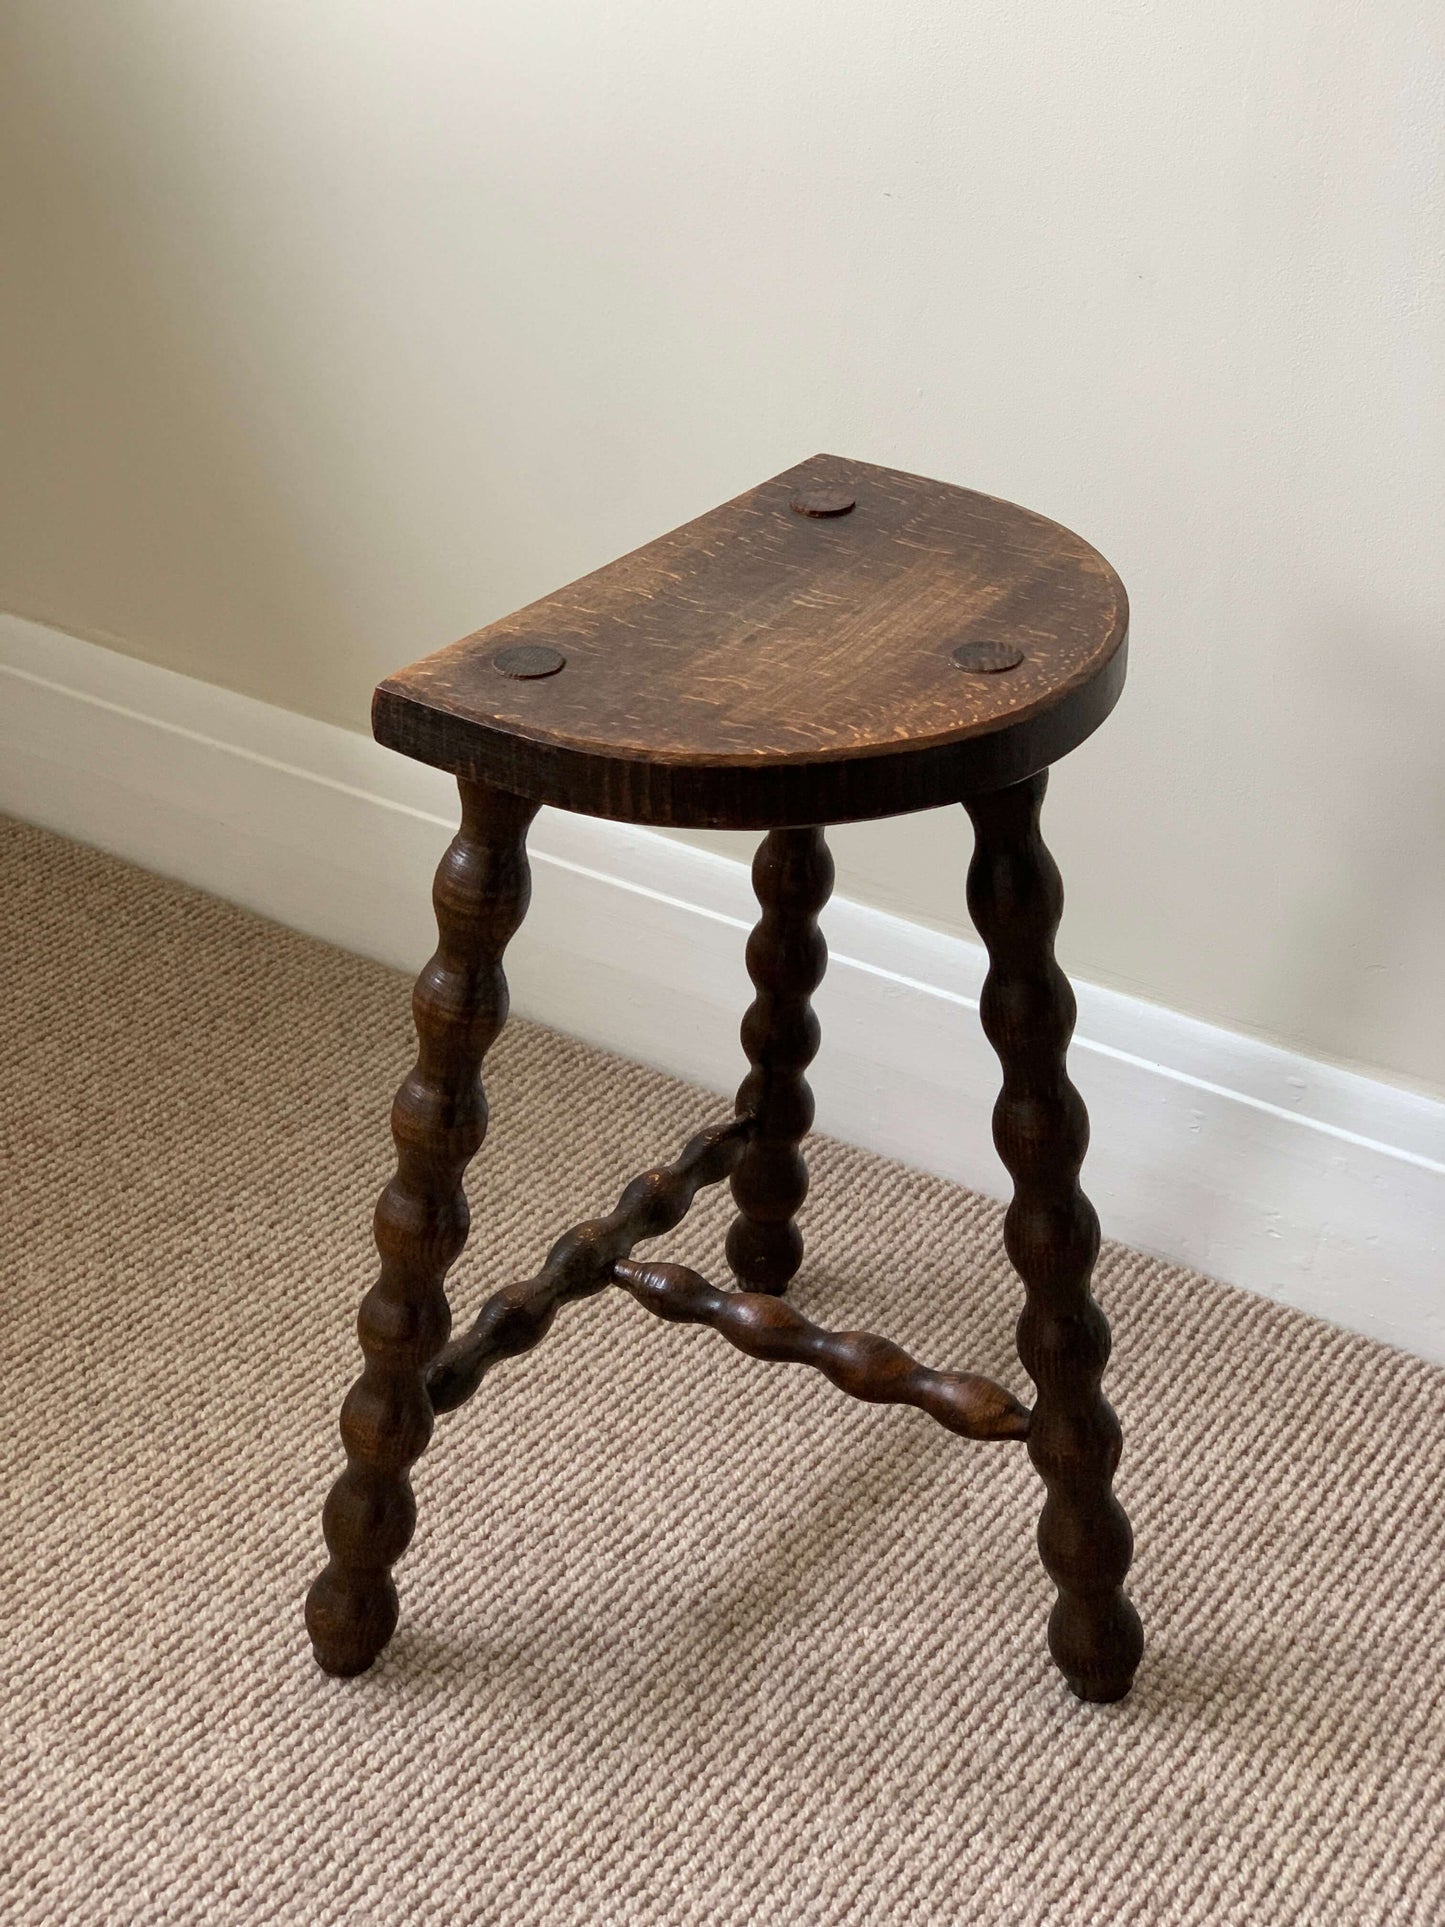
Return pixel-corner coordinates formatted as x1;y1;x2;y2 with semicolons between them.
725;827;834;1294
962;773;1143;1702
305;779;539;1677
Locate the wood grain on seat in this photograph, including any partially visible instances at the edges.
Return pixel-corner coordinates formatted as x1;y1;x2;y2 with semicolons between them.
373;454;1128;828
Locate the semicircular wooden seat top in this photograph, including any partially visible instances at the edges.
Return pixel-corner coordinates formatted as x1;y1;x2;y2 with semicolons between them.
373;454;1128;829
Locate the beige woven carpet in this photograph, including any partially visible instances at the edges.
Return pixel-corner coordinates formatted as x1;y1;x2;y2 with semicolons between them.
3;815;1443;1925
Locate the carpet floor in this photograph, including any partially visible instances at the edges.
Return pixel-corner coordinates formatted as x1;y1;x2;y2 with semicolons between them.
2;814;1442;1925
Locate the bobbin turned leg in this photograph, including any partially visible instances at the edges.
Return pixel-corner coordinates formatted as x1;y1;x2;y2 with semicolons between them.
962;772;1142;1702
305;779;538;1677
725;828;834;1294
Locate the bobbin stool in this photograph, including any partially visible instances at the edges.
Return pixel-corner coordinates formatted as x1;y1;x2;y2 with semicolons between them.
305;454;1144;1704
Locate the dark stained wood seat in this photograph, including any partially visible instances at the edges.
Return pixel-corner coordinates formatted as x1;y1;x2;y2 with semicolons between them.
307;454;1145;1709
372;454;1128;827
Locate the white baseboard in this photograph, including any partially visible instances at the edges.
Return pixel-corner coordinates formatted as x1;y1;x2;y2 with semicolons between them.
4;612;1441;1362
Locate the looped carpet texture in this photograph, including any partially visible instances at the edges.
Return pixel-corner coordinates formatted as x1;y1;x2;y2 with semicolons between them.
1;816;1441;1924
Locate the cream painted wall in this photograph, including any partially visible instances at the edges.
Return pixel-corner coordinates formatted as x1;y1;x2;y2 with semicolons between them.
2;2;1442;1096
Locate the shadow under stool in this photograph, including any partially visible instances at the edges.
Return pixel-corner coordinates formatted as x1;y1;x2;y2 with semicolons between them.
305;453;1144;1704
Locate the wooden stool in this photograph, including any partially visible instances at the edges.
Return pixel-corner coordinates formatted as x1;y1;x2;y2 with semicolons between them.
305;455;1144;1703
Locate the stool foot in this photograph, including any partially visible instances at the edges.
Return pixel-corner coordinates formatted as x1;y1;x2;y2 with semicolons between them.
305;780;538;1677
727;828;833;1294
963;773;1143;1703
